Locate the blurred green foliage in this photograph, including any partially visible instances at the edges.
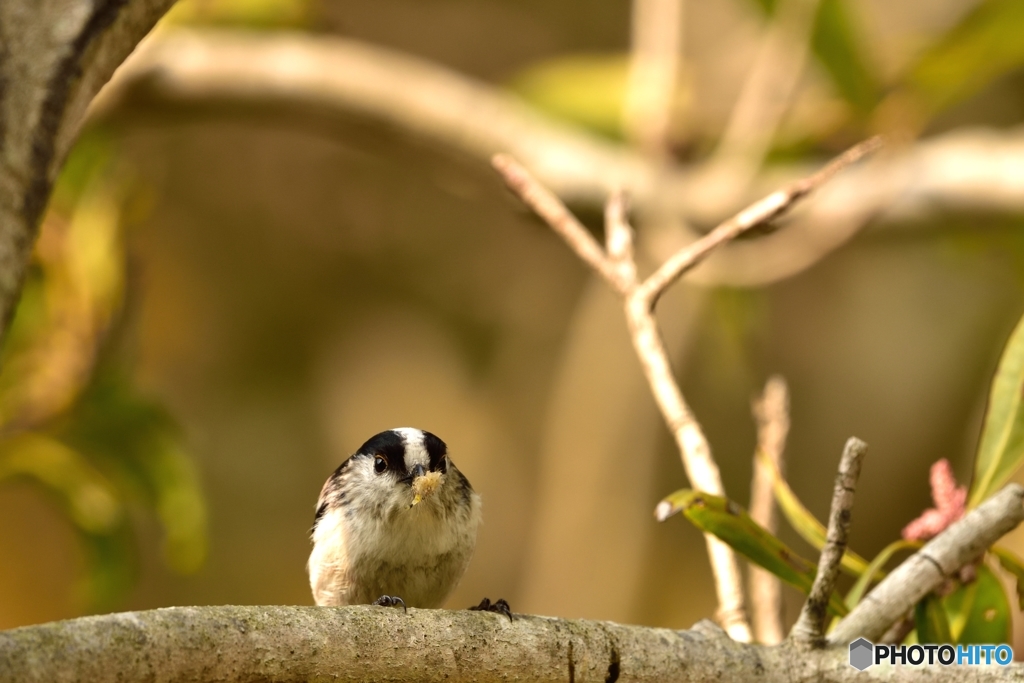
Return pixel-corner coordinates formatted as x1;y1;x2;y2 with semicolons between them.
163;0;313;30
908;0;1024;117
0;132;207;612
509;0;1024;146
509;55;632;141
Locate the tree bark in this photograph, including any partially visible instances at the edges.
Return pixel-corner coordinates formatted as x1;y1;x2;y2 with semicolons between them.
0;604;1019;683
0;0;177;342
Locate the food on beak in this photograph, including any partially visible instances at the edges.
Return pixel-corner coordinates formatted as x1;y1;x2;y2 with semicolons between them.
411;470;443;506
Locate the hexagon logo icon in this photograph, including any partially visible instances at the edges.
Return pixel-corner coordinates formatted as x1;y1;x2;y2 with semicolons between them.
849;638;873;670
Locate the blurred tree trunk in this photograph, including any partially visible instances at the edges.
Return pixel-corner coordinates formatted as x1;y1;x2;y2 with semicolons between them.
0;0;176;344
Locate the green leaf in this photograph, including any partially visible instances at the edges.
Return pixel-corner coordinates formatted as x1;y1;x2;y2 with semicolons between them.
992;546;1024;610
968;312;1024;508
658;488;848;616
745;0;880;116
0;432;122;533
756;449;870;576
845;539;920;609
163;0;312;29
908;0;1024;116
508;54;630;139
946;564;1011;645
0;432;135;609
915;593;953;644
810;0;881;115
61;371;208;574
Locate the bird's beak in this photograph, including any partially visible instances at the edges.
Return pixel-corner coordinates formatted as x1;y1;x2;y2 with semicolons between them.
409;465;442;506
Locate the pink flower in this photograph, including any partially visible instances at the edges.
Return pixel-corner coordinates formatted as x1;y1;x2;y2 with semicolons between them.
901;459;967;542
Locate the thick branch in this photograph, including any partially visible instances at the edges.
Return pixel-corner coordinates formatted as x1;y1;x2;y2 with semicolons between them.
829;483;1024;645
791;437;867;644
96;30;1024;287
0;0;178;344
0;605;1018;682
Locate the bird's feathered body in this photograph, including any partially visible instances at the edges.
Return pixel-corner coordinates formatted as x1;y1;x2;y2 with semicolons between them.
308;428;481;608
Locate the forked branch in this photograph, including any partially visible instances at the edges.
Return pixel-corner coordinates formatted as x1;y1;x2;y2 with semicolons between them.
493;138;880;643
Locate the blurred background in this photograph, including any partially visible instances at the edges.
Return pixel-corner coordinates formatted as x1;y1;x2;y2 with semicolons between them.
3;0;1024;648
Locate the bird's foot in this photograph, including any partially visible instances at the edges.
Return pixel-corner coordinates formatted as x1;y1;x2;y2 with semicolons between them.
372;595;407;613
469;597;513;622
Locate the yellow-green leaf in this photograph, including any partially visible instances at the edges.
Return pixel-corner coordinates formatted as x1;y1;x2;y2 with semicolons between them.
968;312;1024;508
746;0;880;115
658;488;848;616
908;0;1024;116
0;432;122;533
915;593;953;644
810;0;881;115
508;54;631;139
946;564;1011;645
756;449;870;576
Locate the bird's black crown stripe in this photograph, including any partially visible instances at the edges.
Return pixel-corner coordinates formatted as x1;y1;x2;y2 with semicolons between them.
422;430;448;472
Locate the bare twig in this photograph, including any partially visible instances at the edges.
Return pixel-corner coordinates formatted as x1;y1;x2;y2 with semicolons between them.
829;483;1024;645
624;287;751;641
791;437;868;644
493;152;752;640
635;136;882;307
605;190;639;289
492;154;630;294
749;376;790;645
623;0;684;157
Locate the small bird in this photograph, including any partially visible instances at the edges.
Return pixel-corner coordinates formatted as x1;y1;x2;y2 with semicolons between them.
308;427;509;617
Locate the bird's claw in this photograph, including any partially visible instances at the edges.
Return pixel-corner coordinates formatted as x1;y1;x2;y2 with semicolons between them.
373;595;407;613
469;597;513;622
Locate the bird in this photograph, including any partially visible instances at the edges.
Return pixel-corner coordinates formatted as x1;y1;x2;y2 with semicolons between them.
307;427;510;618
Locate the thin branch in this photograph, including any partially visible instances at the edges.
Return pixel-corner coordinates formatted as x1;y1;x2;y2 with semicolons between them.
496;140;878;642
636;136;883;307
748;376;790;645
623;288;751;642
492;154;629;294
495;151;753;642
791;437;868;644
829;482;1024;645
605;189;638;289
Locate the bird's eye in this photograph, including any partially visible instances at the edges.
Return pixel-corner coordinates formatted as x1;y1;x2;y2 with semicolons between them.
438;456;448;474
373;455;387;473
